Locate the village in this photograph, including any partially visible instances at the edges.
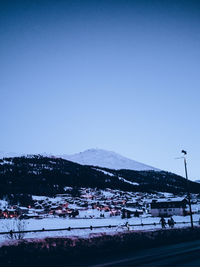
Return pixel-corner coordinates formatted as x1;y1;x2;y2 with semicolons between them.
1;187;200;221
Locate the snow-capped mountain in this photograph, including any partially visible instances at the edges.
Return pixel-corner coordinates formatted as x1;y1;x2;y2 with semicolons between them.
60;149;160;171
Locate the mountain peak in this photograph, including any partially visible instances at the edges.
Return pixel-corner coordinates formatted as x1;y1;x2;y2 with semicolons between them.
60;148;160;171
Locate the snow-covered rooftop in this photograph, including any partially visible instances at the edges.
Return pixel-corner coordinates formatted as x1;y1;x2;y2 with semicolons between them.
153;197;186;203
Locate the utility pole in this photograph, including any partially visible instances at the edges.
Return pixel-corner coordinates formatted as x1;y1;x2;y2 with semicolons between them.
181;150;194;229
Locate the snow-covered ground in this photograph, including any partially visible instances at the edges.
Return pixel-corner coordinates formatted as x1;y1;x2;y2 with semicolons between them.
0;214;200;243
119;177;139;186
1;188;200;244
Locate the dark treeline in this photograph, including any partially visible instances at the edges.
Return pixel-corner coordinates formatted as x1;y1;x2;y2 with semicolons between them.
0;156;199;200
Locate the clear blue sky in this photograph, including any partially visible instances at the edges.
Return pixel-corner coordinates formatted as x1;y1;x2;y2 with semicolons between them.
1;0;200;180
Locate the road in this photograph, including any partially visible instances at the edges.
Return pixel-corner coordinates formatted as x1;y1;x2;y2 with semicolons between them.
85;239;200;267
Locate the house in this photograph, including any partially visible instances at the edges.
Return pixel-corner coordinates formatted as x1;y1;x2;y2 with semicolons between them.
16;207;29;215
126;200;138;208
150;197;187;217
121;208;143;218
2;208;19;218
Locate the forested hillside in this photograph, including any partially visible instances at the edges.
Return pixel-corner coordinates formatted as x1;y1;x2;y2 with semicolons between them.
0;155;199;199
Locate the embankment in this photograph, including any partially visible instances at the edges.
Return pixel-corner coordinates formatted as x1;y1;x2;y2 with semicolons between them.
1;227;200;266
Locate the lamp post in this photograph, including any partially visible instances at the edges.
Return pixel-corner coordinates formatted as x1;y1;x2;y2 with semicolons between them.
181;150;193;229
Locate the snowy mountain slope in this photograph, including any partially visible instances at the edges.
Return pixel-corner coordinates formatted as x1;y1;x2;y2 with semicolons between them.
1;155;199;194
59;149;160;171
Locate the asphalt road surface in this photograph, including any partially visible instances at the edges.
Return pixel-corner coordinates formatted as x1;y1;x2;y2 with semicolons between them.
85;239;200;267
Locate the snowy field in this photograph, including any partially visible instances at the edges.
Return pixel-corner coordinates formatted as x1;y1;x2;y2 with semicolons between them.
0;214;200;243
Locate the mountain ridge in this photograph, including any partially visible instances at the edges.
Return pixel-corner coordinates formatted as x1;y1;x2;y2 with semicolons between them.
0;148;160;172
0;155;200;197
59;148;160;172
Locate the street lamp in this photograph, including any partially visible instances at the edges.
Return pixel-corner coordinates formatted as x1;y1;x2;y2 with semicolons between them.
181;150;194;229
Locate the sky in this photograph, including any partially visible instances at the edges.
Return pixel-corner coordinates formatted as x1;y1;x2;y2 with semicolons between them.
0;0;200;180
